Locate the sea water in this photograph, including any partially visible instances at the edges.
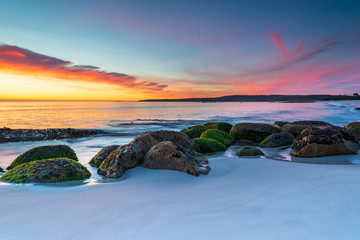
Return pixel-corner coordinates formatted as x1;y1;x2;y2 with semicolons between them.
0;100;359;181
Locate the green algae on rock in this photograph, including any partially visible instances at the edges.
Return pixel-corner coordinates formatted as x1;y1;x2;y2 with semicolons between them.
259;132;295;147
274;121;289;127
203;122;233;133
192;138;227;153
89;145;120;168
200;129;233;147
181;125;208;139
0;158;91;184
7;145;78;170
344;122;360;140
236;146;264;156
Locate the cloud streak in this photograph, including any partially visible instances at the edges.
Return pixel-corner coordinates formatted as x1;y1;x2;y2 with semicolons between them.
0;44;167;92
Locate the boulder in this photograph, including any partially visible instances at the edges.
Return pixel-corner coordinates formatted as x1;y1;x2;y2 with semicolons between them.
236;146;264;156
0;158;91;184
200;129;233;147
235;140;257;146
344;122;360;140
290;126;359;157
98;133;158;178
203;122;233;133
282;120;332;137
0;167;4;172
192;138;227;153
7;145;78;170
89;145;120;167
355;108;360;110
142;141;210;176
230;123;281;142
274;121;289;127
259;132;295;147
98;130;195;178
181;125;208;139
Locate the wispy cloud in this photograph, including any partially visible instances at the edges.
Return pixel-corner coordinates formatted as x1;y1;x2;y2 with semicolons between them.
0;44;167;92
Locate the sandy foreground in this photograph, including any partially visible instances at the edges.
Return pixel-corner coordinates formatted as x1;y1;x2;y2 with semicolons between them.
1;154;360;240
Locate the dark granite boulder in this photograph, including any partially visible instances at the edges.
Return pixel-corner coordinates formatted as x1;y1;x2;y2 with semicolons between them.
235;140;257;146
282;121;332;137
230;123;280;142
7;145;78;170
290;126;359;157
236;146;264;156
0;158;91;184
259;132;295;147
89;145;120;168
142;141;210;176
344;122;360;140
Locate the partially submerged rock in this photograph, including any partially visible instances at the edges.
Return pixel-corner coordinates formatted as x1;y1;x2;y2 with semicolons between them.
235;140;257;146
236;146;264;156
0;158;91;184
200;129;233;147
290;126;359;158
344;122;360;140
0;127;105;143
192;138;227;153
143;141;210;176
282;121;332;137
203;122;233;133
274;121;289;128
230;123;280;142
89;145;120;167
181;125;208;139
7;145;78;170
259;132;295;147
0;167;4;172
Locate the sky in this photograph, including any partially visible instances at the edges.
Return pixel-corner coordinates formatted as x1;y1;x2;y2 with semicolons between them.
0;0;359;100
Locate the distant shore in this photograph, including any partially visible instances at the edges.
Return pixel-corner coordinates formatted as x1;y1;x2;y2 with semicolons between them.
140;94;360;102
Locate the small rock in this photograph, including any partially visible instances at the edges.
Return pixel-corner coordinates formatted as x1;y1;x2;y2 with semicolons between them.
0;167;4;172
236;146;264;156
344;122;360;140
181;125;208;139
89;145;120;168
259;132;295;147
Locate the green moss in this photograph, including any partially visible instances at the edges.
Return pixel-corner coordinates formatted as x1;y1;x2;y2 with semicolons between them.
0;158;90;184
89;145;119;168
191;138;226;153
200;129;233;147
203;122;233;133
274;121;289;127
7;145;77;170
181;125;208;139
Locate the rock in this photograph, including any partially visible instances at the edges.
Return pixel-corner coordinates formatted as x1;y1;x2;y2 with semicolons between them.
146;130;193;148
181;125;208;139
98;133;158;178
142;141;210;176
235;140;257;146
290;126;359;157
282;120;332;137
0;127;106;143
200;129;233;147
259;132;295;147
236;146;264;156
230;123;281;142
192;138;227;153
7;145;78;170
0;158;91;184
203;122;233;133
344;122;360;140
98;130;194;178
89;145;120;167
274;121;289;127
355;108;360;110
0;167;4;172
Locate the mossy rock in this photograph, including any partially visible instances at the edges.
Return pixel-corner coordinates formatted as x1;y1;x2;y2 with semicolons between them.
274;121;289;127
290;120;332;126
181;125;208;139
7;145;78;170
89;145;120;168
192;138;226;153
203;122;233;133
200;129;233;147
230;123;281;143
344;122;360;140
259;132;295;147
0;158;91;184
236;146;264;156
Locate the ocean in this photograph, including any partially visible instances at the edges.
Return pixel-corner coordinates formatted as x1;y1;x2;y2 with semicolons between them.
0;100;359;182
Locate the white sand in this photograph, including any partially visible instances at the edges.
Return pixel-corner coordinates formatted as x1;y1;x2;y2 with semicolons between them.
1;155;360;240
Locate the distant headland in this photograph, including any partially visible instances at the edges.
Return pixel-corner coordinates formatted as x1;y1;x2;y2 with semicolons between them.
140;94;360;103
